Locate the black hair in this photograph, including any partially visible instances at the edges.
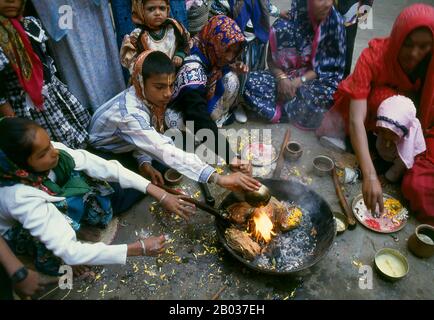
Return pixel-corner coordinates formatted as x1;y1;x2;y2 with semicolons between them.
0;117;41;168
141;51;176;82
141;0;169;5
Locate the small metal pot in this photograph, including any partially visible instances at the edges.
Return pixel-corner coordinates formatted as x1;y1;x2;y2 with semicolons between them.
244;184;271;207
164;169;183;186
333;212;348;234
284;141;303;162
312;155;334;177
408;224;434;258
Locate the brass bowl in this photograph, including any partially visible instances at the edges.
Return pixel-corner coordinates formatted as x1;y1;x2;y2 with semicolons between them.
374;248;409;281
333;212;348;234
408;224;434;258
245;184;271;207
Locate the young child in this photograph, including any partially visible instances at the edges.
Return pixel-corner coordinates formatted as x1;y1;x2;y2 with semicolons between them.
89;50;258;191
375;95;426;182
0;117;195;276
120;0;190;74
0;0;90;149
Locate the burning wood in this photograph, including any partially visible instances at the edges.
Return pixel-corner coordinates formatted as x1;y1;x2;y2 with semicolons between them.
249;207;276;243
226;202;254;225
225;196;304;260
225;228;261;260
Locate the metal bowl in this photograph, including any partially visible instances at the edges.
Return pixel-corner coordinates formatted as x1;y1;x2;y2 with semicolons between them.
374;248;409;281
244;184;271;207
333;212;348;234
312;155;335;176
164;169;183;186
284;141;303;162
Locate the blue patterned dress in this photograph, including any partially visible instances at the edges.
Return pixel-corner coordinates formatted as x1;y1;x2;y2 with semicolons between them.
243;0;346;129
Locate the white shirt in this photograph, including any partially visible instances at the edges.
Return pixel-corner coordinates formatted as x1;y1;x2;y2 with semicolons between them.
88;86;215;183
0;142;152;266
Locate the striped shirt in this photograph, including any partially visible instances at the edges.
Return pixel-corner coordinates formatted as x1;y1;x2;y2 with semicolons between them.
88;86;215;183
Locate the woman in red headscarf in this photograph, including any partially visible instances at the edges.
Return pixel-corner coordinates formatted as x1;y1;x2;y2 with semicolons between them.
317;4;434;225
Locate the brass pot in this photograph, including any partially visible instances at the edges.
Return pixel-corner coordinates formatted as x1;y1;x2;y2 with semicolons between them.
245;184;271;207
408;224;434;258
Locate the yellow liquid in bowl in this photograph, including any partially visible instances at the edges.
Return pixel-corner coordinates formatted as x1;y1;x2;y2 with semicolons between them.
376;254;407;278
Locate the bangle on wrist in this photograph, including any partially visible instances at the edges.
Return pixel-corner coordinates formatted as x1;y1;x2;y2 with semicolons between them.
367;173;378;181
11;266;28;284
159;193;168;204
139;239;147;256
276;74;288;81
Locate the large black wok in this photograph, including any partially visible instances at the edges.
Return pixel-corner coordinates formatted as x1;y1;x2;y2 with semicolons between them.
216;178;336;275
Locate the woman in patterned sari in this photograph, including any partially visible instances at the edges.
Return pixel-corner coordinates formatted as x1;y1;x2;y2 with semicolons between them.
170;15;251;172
243;0;346;130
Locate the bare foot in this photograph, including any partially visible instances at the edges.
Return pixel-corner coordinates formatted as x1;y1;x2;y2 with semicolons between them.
76;226;103;242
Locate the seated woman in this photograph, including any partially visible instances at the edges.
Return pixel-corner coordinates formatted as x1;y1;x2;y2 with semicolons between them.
170;15;251;170
209;0;288;123
317;4;434;225
0;117;194;276
243;0;346;129
0;0;90;149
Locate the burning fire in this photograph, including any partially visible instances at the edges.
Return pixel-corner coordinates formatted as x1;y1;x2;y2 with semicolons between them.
250;207;276;243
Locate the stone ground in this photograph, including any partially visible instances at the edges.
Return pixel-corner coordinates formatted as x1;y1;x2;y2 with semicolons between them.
39;0;434;300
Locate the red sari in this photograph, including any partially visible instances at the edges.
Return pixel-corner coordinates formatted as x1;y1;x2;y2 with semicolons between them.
317;4;434;225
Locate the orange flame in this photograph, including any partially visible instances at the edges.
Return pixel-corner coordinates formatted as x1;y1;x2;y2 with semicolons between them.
250;208;275;243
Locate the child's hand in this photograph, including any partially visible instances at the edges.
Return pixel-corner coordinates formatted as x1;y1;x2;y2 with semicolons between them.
230;62;249;75
172;56;183;67
161;194;196;221
142;235;166;256
139;163;164;186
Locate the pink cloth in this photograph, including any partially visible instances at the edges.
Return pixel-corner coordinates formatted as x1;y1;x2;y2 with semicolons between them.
376;95;426;169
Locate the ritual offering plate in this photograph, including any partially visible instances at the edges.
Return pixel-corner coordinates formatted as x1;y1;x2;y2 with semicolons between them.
241;143;278;167
352;194;408;233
